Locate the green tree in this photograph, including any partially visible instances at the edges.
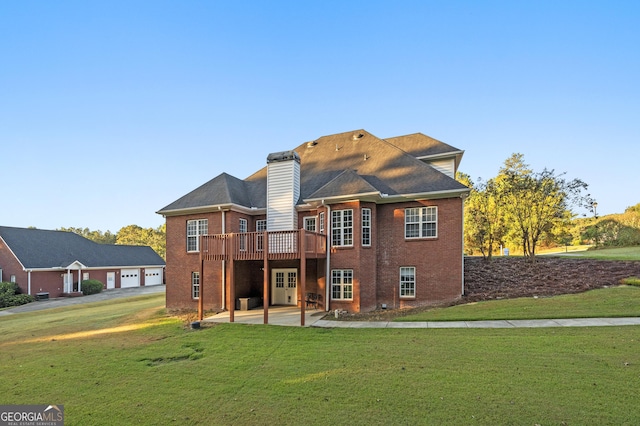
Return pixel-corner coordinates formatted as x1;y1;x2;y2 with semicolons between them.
463;177;506;260
58;227;117;244
498;153;591;260
116;224;166;259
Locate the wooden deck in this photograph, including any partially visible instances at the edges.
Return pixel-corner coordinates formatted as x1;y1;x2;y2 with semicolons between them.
200;230;327;261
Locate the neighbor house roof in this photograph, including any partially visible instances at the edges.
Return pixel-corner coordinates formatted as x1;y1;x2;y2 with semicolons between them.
157;129;469;215
0;226;165;270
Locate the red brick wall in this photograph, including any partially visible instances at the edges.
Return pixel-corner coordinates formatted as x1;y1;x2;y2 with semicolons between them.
164;197;463;313
376;198;463;310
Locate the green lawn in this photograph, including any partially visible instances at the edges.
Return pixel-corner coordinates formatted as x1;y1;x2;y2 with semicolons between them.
568;246;640;260
544;245;640;260
2;293;640;425
398;286;640;322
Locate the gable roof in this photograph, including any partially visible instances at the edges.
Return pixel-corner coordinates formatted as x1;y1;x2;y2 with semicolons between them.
157;129;469;215
0;226;165;270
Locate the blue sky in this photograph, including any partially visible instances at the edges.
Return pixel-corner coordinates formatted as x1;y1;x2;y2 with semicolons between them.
2;1;638;232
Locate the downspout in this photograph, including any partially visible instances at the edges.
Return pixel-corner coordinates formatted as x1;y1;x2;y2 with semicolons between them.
322;201;331;312
461;193;466;296
221;208;226;310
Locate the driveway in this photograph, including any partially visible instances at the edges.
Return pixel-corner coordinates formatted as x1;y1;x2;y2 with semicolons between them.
0;285;165;316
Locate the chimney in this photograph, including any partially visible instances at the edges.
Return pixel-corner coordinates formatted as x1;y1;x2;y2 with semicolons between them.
266;150;300;231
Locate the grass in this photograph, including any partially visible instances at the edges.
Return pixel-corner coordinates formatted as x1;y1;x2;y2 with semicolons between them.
2;293;640;424
552;245;640;261
398;286;640;322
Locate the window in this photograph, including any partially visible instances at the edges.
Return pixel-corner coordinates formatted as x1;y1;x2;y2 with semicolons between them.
362;208;371;246
256;219;267;251
405;206;437;239
192;272;200;299
304;216;317;232
400;267;416;298
187;219;208;252
239;218;248;251
319;212;325;234
332;209;353;247
331;269;353;300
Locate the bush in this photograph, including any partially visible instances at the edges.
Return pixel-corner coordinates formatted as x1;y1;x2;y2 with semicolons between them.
81;279;104;295
622;277;640;287
0;281;34;308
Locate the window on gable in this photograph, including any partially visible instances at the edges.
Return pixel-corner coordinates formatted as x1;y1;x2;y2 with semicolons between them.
400;267;415;298
331;269;353;300
332;209;353;247
362;208;371;247
187;219;208;252
192;271;200;299
405;206;437;239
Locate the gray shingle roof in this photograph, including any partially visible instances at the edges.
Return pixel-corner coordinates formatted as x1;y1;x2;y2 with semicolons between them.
0;226;165;270
157;129;469;214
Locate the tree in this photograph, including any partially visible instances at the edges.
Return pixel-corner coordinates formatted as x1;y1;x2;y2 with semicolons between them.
58;227;116;244
498;153;591;260
116;224;166;259
462;177;506;260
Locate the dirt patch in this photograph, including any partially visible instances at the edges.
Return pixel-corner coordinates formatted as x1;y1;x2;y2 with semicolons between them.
334;257;640;321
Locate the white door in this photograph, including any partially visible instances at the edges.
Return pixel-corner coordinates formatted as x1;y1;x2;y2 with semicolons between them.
144;268;163;286
271;268;297;306
63;273;74;293
106;272;116;289
120;269;140;288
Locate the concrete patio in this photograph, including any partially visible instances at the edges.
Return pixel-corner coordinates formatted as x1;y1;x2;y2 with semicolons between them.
204;305;327;327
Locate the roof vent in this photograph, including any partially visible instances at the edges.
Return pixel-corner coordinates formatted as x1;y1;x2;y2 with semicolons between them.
352;133;365;140
307;140;318;148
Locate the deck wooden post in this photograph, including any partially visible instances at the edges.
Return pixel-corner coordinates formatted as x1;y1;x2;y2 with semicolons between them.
229;236;235;323
300;230;306;326
263;231;269;325
229;257;235;322
198;239;204;321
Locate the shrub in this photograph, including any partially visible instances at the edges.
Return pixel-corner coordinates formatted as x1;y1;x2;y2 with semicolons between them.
622;277;640;287
0;281;34;308
81;279;104;295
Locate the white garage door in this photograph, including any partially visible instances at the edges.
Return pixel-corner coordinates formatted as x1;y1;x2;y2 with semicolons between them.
120;269;140;288
144;268;163;286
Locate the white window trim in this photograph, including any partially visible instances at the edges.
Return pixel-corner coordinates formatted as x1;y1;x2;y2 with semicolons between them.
332;209;354;247
304;216;317;232
187;219;208;252
404;206;438;239
239;218;248;251
319;212;325;234
192;271;200;299
400;266;416;298
331;269;353;300
362;208;371;247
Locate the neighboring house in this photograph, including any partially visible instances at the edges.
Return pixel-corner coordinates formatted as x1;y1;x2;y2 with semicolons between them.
157;129;470;324
0;226;165;297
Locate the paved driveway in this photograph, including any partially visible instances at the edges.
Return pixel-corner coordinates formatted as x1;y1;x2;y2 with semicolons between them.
0;285;165;316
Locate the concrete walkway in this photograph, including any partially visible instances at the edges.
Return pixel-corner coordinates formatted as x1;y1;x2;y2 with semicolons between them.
0;285;165;316
4;290;640;328
313;317;640;328
205;306;640;328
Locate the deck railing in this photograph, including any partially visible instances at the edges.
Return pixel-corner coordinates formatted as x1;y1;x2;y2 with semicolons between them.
201;230;327;261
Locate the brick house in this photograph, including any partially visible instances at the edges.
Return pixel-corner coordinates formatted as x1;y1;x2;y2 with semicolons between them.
157;130;469;324
0;226;165;297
